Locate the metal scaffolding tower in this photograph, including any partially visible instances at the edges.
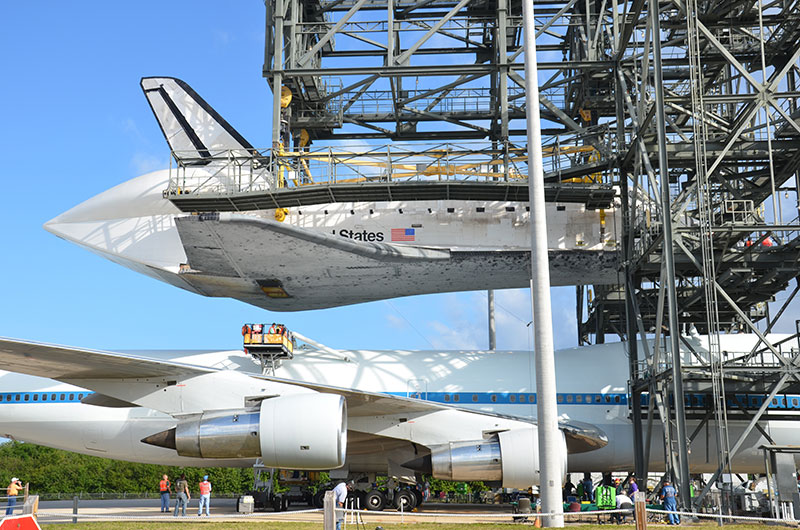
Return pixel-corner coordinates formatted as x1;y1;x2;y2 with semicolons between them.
263;0;800;511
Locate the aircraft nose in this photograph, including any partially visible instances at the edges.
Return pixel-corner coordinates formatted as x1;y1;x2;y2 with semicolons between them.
43;169;178;246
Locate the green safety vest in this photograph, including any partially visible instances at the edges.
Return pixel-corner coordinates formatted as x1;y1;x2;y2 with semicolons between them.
596;485;616;509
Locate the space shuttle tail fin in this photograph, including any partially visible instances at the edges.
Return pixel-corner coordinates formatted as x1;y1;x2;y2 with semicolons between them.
140;77;255;165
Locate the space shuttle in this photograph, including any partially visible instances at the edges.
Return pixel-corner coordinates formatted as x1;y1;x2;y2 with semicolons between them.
0;331;796;503
44;77;620;311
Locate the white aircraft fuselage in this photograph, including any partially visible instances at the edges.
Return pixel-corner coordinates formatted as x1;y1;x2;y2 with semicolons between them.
0;335;796;476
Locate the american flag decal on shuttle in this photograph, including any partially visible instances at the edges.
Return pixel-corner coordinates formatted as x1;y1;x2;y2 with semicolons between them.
391;228;415;241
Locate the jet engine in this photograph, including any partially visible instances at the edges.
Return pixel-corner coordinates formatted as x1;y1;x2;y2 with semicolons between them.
142;393;346;469
424;427;567;489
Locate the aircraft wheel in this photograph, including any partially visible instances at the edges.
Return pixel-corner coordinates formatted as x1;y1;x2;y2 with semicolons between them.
364;489;386;511
394;490;416;510
312;490;327;509
271;495;283;512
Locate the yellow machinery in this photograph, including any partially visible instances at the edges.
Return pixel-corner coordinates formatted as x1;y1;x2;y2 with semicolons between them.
242;323;295;373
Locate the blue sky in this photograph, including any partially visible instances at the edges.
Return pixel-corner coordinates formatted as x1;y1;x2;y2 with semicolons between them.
0;2;568;354
2;2;794;355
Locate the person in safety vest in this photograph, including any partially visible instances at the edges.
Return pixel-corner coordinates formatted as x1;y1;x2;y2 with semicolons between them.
596;482;616;510
159;474;172;512
5;478;21;515
198;475;212;516
660;480;680;525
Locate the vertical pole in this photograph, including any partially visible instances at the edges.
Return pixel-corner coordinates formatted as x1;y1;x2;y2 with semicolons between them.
617;57;646;482
323;490;336;530
650;0;691;509
634;490;646;530
488;290;497;350
72;496;79;524
522;0;563;525
271;0;286;151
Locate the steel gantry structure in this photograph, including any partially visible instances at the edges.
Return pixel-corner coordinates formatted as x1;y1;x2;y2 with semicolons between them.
263;0;800;512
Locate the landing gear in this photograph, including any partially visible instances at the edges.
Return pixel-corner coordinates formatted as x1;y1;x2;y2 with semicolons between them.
394;489;417;510
312;489;328;509
364;489;387;511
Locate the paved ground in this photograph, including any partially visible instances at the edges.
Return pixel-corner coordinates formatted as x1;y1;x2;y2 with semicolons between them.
29;499;541;525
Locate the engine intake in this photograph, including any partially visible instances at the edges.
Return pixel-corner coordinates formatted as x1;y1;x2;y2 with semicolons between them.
142;393;347;469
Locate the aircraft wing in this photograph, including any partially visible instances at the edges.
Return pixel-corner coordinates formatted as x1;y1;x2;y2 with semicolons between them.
0;337;606;453
0;337;212;379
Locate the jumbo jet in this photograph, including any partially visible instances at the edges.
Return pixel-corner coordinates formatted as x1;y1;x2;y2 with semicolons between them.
43;77;620;312
0;330;796;508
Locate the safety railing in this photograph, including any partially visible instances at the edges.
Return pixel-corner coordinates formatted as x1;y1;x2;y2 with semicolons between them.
163;135;613;200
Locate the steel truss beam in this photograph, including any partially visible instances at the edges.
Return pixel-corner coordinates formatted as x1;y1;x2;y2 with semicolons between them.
263;0;800;508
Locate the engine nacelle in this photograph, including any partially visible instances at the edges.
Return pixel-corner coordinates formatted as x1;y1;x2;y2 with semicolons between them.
148;393;347;469
429;427;567;488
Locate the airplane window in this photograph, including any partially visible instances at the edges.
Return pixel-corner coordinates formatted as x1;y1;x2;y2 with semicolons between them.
51;394;56;400
491;395;497;402
614;395;621;403
595;395;601;403
472;394;478;402
33;394;38;401
511;395;517;403
453;395;460;402
60;394;65;401
556;395;562;403
566;395;573;403
604;395;610;403
24;395;29;402
585;395;591;403
78;394;84;400
793;398;798;407
42;395;47;401
576;395;583;403
444;395;450;402
529;395;535;402
772;398;778;405
15;395;20;402
69;394;74;400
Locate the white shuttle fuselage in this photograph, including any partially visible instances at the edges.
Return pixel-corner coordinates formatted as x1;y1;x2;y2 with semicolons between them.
43;77;620;312
44;169;620;311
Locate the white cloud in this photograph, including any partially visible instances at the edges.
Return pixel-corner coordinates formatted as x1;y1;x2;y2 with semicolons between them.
130;152;168;174
385;313;406;329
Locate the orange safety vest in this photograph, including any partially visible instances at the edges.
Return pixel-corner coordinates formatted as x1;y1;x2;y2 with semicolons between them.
160;479;170;492
199;481;211;495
